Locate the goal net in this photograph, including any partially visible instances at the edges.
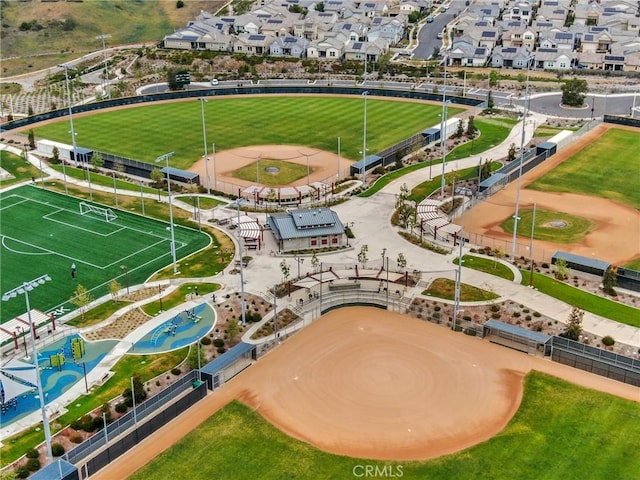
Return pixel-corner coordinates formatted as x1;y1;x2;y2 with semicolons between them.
79;202;118;222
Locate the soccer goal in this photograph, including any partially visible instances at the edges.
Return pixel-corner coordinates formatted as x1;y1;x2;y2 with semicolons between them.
79;202;118;222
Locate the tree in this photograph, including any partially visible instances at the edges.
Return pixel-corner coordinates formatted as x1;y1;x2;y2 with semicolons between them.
150;167;164;187
562;307;584;341
358;244;369;266
480;159;492;181
108;279;122;302
167;69;179;90
311;251;319;272
554;258;569;280
226;318;240;341
486;90;494;111
52;146;60;164
70;284;94;320
488;70;499;88
395;183;410;209
176;0;184;7
454;119;464;138
315;1;325;11
602;266;617;296
466;115;477;138
265;188;277;210
27;129;35;150
507;143;517;162
188;342;206;370
561;77;588;107
124;375;147;405
279;259;290;283
91;152;104;170
27;105;34;117
396;253;407;269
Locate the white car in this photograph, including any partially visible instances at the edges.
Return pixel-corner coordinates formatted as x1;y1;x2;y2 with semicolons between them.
210;79;219;86
437;32;443;39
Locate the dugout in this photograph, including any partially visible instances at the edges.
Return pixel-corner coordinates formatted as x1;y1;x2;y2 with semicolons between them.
161;166;200;185
350;155;383;176
200;342;256;390
536;141;557;156
551;251;610;277
421;127;440;144
484;319;551;355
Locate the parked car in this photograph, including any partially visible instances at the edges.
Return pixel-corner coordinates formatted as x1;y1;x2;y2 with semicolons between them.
210;78;219;86
427;16;434;23
437;32;443;39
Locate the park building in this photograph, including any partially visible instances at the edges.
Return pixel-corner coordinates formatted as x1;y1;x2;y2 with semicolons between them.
267;207;346;253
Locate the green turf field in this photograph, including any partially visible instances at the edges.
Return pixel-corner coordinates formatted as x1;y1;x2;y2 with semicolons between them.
33;97;462;169
0;186;210;325
527;127;640;209
128;372;640;480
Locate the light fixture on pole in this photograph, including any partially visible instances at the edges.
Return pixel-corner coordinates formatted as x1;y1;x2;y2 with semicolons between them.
212;143;217;191
2;274;54;460
511;50;534;261
198;98;211;194
361;90;369;187
155;152;178;274
96;34;111;99
120;265;130;294
528;202;537;286
295;256;305;278
233;198;247;325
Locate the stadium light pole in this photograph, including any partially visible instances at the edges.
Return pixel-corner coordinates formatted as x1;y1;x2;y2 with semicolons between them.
197;98;211;194
212;143;217;191
233;198;247;326
361;90;369;187
511;50;534;261
120;265;130;294
440;54;448;197
2;274;54;460
155;152;178;274
58;64;79;195
96;34;111;99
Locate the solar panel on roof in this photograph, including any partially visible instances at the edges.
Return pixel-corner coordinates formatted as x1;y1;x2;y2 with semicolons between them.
285;37;296;42
353;42;362;49
605;55;625;61
504;47;516;52
556;32;572;39
248;34;265;41
475;48;486;54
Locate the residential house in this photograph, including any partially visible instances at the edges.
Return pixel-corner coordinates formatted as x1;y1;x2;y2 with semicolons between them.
574;2;603;26
536;5;568;29
367;17;406;45
490;46;532;68
534;47;574;69
343;40;385;61
307;37;345;59
501;27;536;49
261;17;297;37
234;14;263;34
503;2;534;24
581;30;614;53
233;33;275;54
269;35;311;56
603;54;626;70
539;30;576;51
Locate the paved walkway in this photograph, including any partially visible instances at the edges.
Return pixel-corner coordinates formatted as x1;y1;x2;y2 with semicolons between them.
1;112;639;441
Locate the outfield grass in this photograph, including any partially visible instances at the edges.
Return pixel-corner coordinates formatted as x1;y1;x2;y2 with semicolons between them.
0;347;188;467
232;159;309;185
33;97;461;169
454;254;515;281
501;207;596;243
422;278;499;301
625;258;640;270
445;117;519;161
0;150;42;187
527;128;640;209
0;186;210;324
128;371;640;480
522;271;640;328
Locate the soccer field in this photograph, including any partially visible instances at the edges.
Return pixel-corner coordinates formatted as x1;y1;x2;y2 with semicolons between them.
0;186;210;325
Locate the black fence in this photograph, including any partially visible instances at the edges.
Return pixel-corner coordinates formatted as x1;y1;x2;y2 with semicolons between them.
0;85;483;133
551;336;640;386
616;267;640;293
64;371;204;468
604;114;640;129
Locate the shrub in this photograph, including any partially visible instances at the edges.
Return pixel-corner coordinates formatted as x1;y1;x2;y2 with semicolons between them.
92;416;105;431
490;305;500;312
51;443;65;457
491;312;501;319
70;434;83;444
200;336;212;345
602;336;615;347
213;338;225;347
533;311;541;317
513;312;521;318
81;414;95;432
171;367;181;376
16;466;30;478
26;458;40;471
70;419;83;430
434;306;441;312
25;448;39;459
525;315;532;321
115;402;128;413
217;346;226;354
541;262;549;268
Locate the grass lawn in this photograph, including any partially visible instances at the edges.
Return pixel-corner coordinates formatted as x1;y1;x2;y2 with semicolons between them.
232;159;309;185
521;270;640;328
360;159;442;197
501;207;596;243
624;258;640;270
33;97;460;169
422;278;499;301
527;127;640;209
128;371;640;480
0;348;188;466
141;283;220;317
51;165;162;195
534;125;580;137
454;254;515;281
445;117;519;161
0;149;42;187
0;186;210;324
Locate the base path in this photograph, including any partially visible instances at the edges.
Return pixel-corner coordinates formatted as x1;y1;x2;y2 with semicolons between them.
463;123;640;265
93;308;638;479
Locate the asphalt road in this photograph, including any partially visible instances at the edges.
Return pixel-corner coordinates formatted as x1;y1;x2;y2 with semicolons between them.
413;0;467;60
